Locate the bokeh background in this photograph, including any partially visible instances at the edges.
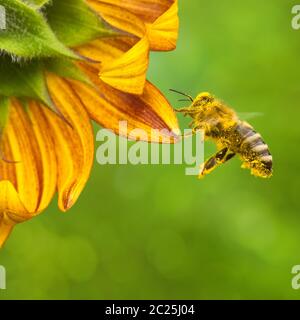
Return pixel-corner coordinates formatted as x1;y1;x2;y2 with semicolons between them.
1;0;300;299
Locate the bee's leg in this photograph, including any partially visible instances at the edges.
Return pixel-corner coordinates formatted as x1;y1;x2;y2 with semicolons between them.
174;107;190;114
199;148;236;178
199;148;227;178
174;106;203;115
224;151;236;163
180;125;205;138
189;120;195;127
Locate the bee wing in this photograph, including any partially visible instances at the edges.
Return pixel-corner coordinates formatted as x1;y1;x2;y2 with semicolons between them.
237;112;264;120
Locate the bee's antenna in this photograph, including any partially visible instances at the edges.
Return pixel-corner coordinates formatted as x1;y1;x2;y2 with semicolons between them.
169;89;193;102
178;99;192;102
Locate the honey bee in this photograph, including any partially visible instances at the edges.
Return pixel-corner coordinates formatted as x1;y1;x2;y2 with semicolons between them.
171;90;273;178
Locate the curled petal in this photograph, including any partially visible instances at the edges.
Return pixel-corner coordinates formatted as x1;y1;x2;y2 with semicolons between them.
69;65;180;143
99;36;149;94
0;212;14;248
88;0;146;38
82;0;178;93
77;37;138;65
0;181;28;222
45;74;94;211
77;37;128;63
88;0;178;51
77;36;149;94
146;0;179;51
89;0;175;24
0;181;29;247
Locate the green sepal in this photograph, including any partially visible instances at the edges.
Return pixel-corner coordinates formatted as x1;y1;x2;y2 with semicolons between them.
0;96;10;132
45;58;93;87
46;0;116;48
0;0;79;59
0;57;53;108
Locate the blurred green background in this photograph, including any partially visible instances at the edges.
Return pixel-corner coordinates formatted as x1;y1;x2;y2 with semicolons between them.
1;0;300;299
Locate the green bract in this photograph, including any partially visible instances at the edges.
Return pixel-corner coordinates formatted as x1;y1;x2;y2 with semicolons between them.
0;0;77;59
0;0;115;116
47;0;115;47
45;58;94;87
0;58;53;107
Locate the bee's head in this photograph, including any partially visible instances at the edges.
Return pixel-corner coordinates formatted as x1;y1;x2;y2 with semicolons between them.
193;92;214;107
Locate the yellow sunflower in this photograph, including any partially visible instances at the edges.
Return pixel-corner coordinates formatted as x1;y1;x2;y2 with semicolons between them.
0;0;180;247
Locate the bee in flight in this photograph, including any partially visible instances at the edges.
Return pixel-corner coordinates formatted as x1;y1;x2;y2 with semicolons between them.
170;90;273;178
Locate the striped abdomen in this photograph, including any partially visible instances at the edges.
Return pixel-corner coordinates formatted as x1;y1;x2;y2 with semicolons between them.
235;122;273;178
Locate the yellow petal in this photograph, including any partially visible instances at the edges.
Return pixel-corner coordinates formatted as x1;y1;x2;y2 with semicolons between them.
69;65;180;143
89;0;175;24
146;0;179;51
77;35;149;94
46;74;94;211
82;0;178;92
0;181;30;248
1;100;40;213
0;100;58;215
78;34;150;94
90;0;179;51
27;102;57;212
0;99;60;247
84;1;154;94
99;36;149;94
77;36;134;65
0;212;14;248
88;0;146;38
